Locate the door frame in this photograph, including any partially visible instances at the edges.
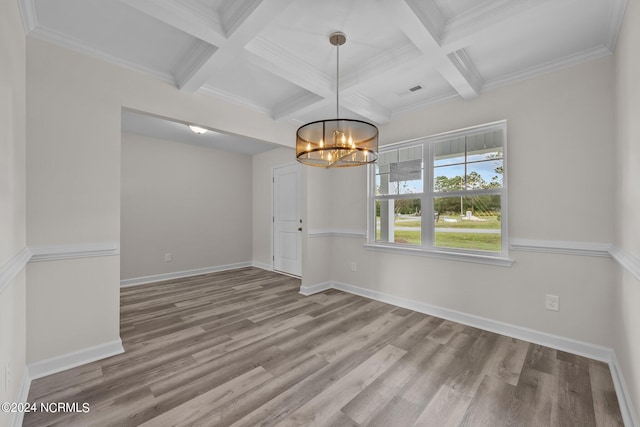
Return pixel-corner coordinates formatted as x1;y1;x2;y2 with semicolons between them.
272;162;302;277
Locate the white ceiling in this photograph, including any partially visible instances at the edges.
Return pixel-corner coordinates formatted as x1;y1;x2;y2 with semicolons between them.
20;0;627;129
121;110;281;155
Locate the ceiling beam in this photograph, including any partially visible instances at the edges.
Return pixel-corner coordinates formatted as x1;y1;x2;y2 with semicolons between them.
119;0;227;46
253;39;421;123
374;0;483;100
178;0;295;92
272;93;328;122
439;0;554;53
122;0;295;92
245;36;333;97
339;43;422;92
442;49;483;100
341;93;391;124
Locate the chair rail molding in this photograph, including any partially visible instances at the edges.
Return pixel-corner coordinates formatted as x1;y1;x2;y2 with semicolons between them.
509;238;612;257
307;229;366;239
609;246;640;281
0;247;32;294
29;242;120;262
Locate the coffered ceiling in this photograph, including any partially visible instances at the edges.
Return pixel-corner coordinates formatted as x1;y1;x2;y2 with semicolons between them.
20;0;627;126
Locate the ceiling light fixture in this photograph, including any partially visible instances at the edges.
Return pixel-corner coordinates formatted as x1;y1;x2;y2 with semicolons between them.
296;32;378;168
188;125;208;134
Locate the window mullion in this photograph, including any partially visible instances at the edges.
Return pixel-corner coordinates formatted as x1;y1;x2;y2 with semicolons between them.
368;120;507;259
422;141;433;249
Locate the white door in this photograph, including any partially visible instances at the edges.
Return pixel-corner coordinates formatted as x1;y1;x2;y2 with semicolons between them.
273;164;302;276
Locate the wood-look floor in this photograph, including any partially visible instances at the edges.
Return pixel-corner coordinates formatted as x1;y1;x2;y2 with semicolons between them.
25;268;623;426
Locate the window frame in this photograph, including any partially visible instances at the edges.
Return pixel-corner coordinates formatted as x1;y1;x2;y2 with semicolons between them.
365;121;511;266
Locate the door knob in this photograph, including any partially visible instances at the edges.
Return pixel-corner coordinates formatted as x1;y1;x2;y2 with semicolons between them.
298;227;302;231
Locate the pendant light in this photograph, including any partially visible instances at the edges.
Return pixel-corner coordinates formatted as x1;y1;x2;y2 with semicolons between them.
296;32;378;168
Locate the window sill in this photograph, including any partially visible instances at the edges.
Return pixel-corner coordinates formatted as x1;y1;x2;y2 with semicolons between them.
362;243;513;267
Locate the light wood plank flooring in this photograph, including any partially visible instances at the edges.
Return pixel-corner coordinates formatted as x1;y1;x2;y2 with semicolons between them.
25;268;623;426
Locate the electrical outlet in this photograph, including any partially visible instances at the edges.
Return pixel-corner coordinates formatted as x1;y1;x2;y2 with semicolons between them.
350;262;357;272
164;253;172;262
545;294;559;311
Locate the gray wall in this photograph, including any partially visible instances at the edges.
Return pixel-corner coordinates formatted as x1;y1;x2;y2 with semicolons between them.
613;0;640;419
0;0;27;424
121;132;253;280
304;56;617;347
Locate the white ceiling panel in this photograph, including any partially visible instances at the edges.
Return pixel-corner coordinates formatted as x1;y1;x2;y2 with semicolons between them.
33;0;214;79
121;110;280;155
22;0;628;130
202;54;313;112
467;0;612;84
433;0;495;22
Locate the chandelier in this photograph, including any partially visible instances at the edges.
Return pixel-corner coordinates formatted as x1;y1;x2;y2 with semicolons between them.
296;32;378;168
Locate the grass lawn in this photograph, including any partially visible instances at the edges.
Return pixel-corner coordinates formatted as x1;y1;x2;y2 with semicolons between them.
393;230;421;245
376;215;502;252
378;228;501;252
435;232;501;251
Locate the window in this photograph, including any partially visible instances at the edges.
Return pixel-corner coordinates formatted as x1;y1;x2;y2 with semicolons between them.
368;121;509;264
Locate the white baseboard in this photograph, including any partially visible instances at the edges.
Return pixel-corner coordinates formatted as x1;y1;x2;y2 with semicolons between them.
28;339;124;380
301;280;640;422
299;281;332;296
251;261;272;271
334;281;613;361
120;262;252;287
302;280;613;362
11;367;31;427
610;352;640;427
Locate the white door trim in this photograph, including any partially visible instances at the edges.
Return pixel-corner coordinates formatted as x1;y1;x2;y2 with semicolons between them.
272;163;302;277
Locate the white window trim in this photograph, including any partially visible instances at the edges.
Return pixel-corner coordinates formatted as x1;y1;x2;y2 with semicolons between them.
366;120;512;267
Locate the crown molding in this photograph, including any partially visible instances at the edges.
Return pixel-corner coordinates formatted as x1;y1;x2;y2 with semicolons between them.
119;0;225;46
483;45;612;92
29;242;120;263
340;92;391;124
392;91;460;117
340;43;422;92
17;0;37;34
219;0;261;36
174;41;219;90
404;0;445;42
199;84;272;115
245;36;332;97
440;0;551;50
272;92;325;121
606;0;629;51
27;25;176;85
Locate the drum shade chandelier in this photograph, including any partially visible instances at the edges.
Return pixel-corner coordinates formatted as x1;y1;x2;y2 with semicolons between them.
296;32;378;168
